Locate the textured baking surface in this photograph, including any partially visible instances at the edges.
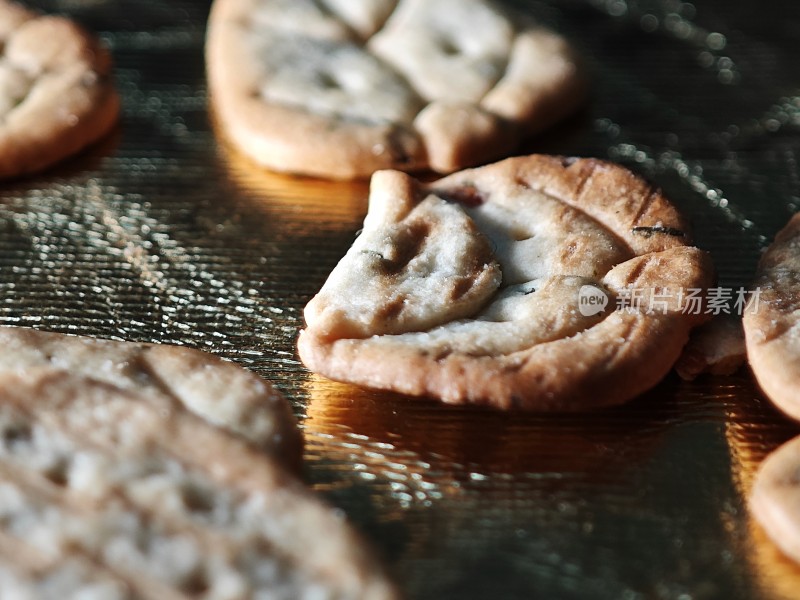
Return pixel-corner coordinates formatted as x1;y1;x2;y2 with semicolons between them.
1;0;799;598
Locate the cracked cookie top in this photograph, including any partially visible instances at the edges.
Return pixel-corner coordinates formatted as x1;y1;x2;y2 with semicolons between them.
299;155;714;410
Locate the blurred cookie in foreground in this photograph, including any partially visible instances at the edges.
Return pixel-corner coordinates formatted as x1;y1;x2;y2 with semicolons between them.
0;326;301;465
744;213;800;421
206;0;585;179
299;155;713;410
0;0;119;179
0;329;399;599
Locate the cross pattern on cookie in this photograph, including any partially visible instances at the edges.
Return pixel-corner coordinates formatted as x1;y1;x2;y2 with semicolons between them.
0;328;399;599
299;156;714;410
0;327;301;462
0;0;118;179
207;0;585;178
0;371;398;599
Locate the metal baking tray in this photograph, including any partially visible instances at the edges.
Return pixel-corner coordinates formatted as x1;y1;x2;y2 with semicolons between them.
3;0;800;598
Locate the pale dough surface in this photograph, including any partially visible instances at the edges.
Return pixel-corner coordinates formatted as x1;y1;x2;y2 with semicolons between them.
0;326;300;462
744;213;800;421
751;435;800;566
299;155;714;410
206;0;585;178
0;328;399;599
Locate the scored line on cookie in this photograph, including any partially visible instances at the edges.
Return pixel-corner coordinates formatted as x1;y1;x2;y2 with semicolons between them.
207;0;586;178
299;155;714;410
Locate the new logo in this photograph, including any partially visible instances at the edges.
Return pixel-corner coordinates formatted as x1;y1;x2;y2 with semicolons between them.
578;285;609;317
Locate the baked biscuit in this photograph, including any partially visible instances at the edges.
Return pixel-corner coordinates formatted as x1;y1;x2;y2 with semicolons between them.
206;0;585;179
750;435;800;565
299;155;714;410
675;316;746;380
0;326;301;464
743;213;800;420
0;369;399;599
0;0;119;179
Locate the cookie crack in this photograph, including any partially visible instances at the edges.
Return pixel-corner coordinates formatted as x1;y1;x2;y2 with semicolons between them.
134;351;257;441
363;0;402;44
630;186;660;230
131;349;187;404
363;51;427;124
309;0;362;42
352;0;398;42
514;176;636;260
473;15;516;105
367;0;513;116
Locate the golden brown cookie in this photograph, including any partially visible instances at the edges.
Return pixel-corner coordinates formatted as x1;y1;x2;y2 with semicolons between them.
750;435;800;565
0;0;119;178
743;213;800;421
0;326;301;464
299;155;714;410
206;0;585;179
675;316;746;380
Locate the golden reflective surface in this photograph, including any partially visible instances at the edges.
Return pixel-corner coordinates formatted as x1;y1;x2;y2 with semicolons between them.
216;122;370;227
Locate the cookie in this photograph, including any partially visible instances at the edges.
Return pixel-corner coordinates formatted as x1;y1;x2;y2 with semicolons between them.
743;214;800;421
0;326;301;465
675;316;746;381
750;435;800;565
724;399;800;596
0;368;399;599
206;0;585;179
298;155;714;410
0;0;119;179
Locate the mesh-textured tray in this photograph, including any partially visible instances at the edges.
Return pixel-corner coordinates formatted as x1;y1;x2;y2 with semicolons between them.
2;0;800;598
